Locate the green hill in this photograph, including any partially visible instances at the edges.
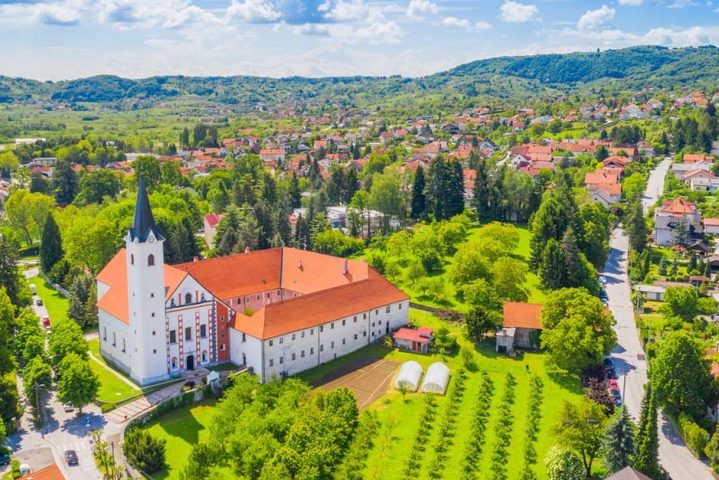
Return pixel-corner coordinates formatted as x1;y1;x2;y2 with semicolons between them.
2;45;718;108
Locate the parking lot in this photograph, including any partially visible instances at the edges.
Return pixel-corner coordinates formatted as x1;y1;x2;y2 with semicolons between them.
311;356;399;409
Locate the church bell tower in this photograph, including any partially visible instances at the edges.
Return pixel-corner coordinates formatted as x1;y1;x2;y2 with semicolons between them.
126;175;168;385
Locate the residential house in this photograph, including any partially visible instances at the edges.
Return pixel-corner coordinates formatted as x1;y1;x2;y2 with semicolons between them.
671;161;713;180
653;198;702;246
605;466;651;480
635;284;666;302
584;169;622;207
393;327;433;353
705;218;719;235
683;169;719;191
495;302;543;354
203;213;223;248
684;153;714;164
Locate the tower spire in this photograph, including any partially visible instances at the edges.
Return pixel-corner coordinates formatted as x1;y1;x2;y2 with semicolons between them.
130;174;163;242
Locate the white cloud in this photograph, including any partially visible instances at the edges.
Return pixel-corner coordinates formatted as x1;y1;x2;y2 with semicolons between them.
499;1;539;23
577;5;615;31
475;20;492;31
442;16;470;29
227;0;281;22
618;0;643;5
442;17;491;32
406;0;438;19
324;0;369;22
644;25;711;45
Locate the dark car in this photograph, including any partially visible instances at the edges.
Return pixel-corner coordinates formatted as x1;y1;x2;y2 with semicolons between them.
611;389;623;407
0;450;10;467
607;368;618;380
603;357;614;368
35;298;43;306
64;450;78;466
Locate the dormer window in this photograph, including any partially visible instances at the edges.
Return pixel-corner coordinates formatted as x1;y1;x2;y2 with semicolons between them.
148;254;155;266
185;293;192;304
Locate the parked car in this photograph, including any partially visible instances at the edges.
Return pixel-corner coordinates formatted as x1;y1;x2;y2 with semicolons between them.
64;450;78;466
0;450;10;467
608;379;620;392
606;367;618;380
599;276;607;284
42;317;50;328
603;357;614;368
611;389;623;407
35;298;43;307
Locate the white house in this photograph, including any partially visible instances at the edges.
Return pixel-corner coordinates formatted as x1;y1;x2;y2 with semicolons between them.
653;198;702;246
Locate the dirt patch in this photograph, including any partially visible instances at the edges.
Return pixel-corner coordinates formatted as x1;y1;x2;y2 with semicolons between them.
312;356;399;409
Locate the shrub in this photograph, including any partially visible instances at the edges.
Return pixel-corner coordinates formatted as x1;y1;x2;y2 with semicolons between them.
705;432;719;473
678;413;709;458
122;429;167;473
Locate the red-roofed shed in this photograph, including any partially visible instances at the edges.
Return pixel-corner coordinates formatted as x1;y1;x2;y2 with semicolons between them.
394;327;433;353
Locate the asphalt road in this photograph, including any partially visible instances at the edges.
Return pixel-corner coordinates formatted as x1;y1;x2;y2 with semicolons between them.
603;157;714;480
7;268;104;479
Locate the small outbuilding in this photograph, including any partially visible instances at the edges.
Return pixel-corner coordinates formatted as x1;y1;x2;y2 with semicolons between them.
421;362;450;394
634;284;666;302
394;360;423;392
604;466;651;480
394;327;433;353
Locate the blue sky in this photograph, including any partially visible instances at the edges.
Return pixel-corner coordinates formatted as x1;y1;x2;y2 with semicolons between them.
0;0;718;80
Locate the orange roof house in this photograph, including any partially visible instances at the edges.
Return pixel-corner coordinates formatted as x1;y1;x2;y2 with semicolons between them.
502;302;543;330
20;463;65;480
496;302;543;353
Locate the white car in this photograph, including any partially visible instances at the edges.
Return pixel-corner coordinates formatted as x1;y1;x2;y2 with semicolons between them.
599;276;607;284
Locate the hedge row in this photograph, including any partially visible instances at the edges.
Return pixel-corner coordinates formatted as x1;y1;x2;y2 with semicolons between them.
678;412;709;458
403;394;440;477
427;369;468;479
519;375;544;480
460;371;494;480
488;373;517;480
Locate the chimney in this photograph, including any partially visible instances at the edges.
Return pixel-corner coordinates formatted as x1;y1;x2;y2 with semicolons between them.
342;258;349;275
245;246;251;253
298;260;303;270
193;256;198;262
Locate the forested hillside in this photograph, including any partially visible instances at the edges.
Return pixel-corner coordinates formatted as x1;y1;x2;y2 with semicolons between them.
1;45;718;108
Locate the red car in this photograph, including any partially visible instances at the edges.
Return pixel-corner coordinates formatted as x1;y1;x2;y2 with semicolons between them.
41;317;50;329
607;379;620;392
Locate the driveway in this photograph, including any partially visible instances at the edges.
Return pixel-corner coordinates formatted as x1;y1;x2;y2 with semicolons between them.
602;158;714;480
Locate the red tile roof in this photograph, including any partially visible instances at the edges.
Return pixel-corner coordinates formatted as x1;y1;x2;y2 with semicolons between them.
20;463;65;480
204;213;221;228
659;198;697;215
233;268;407;339
96;249;186;324
394;327;432;344
704;218;719;226
503;302;543;330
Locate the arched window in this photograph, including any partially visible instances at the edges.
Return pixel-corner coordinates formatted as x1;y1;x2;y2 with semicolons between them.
185;293;192;305
147;254;155;266
130;254;134;265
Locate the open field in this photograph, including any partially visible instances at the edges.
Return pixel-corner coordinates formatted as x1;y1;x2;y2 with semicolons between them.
311;357;399;409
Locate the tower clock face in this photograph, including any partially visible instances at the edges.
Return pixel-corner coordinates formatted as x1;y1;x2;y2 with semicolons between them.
148;235;155;244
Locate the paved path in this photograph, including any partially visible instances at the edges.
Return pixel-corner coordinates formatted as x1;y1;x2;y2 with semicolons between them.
602;158;714;480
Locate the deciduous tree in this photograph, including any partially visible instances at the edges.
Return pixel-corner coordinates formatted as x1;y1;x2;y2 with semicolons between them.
56;353;98;414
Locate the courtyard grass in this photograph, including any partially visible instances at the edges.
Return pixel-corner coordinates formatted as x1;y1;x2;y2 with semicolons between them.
142;400;221;480
29;274;69;326
87;338;141;404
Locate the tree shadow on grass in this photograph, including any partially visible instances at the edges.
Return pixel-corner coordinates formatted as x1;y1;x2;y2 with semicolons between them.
545;368;584;395
156;409;205;446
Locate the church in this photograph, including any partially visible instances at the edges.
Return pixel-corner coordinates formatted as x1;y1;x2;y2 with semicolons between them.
96;178;409;385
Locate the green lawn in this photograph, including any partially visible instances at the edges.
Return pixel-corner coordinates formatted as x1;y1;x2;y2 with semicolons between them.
87;338;141;403
142;400;224;480
29;275;69;326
